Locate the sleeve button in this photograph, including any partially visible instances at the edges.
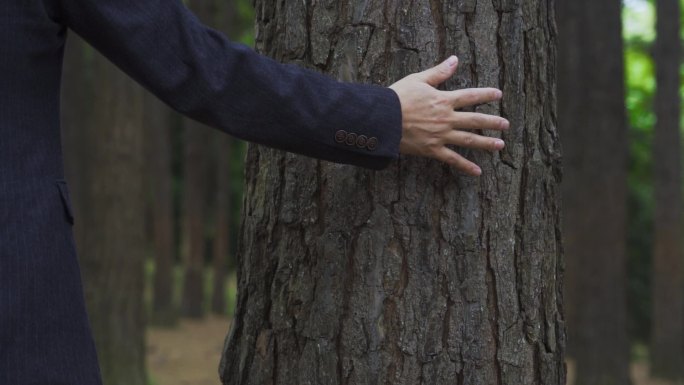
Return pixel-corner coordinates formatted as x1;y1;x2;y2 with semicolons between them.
366;137;378;151
345;133;358;146
335;130;348;143
356;135;368;148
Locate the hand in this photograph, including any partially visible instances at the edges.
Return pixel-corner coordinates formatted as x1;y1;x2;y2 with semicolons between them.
389;56;509;176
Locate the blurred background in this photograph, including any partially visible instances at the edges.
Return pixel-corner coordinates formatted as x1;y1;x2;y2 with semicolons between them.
58;0;683;384
61;1;254;384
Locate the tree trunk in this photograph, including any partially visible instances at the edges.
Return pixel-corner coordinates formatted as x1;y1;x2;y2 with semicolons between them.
220;1;563;384
146;91;179;326
557;0;631;384
650;0;684;379
213;1;253;316
179;0;215;320
209;0;241;317
78;52;147;384
212;134;232;315
181;116;210;318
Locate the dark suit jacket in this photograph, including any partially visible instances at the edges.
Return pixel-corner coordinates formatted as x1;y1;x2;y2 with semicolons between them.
0;0;401;383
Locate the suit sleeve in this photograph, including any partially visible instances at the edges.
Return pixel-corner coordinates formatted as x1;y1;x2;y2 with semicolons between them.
57;0;402;169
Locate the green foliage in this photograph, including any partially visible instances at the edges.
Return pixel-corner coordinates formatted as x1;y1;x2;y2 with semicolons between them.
623;0;684;347
235;0;256;46
624;0;655;344
624;11;684;340
631;342;650;363
143;259;238;319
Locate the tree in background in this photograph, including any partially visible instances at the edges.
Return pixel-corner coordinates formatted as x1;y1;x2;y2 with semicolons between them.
211;0;240;316
558;0;631;384
220;1;563;384
650;0;684;378
146;92;179;326
212;133;232;315
623;0;657;352
180;118;210;318
180;0;213;319
59;0;256;381
65;46;147;385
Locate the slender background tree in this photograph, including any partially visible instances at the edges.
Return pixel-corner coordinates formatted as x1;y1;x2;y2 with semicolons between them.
180;0;213;319
558;0;631;384
212;133;233;315
72;50;147;385
146;92;179;326
650;0;684;379
210;0;240;317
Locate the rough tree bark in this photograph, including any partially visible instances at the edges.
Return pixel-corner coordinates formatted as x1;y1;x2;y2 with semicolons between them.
557;0;631;384
650;0;684;379
220;1;563;384
77;51;147;384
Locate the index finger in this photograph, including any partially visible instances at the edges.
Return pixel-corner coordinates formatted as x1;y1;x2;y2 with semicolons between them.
447;88;502;109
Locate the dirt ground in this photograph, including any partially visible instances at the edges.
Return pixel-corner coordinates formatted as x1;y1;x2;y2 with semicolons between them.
566;360;675;385
147;315;232;385
147;318;677;385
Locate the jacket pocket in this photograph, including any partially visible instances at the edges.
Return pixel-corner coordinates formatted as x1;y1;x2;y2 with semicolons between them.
55;179;75;225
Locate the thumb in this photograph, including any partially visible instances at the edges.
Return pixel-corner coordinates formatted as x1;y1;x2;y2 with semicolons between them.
415;56;459;87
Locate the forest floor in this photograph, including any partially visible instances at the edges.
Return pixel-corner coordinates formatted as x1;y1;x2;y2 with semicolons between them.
147;317;676;385
147;315;231;385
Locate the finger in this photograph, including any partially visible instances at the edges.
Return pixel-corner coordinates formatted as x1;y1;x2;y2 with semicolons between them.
433;146;482;176
447;88;502;109
414;56;459;87
445;131;505;151
452;112;510;131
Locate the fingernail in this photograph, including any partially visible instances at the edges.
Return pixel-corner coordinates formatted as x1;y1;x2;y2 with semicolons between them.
500;119;510;129
446;56;458;67
495;90;503;99
495;139;505;149
472;166;482;176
